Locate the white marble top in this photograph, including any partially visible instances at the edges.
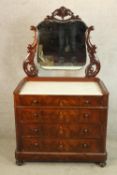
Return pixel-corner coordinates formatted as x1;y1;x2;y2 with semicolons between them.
20;81;103;95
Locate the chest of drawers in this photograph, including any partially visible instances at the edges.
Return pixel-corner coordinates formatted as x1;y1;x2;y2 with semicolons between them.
14;77;109;167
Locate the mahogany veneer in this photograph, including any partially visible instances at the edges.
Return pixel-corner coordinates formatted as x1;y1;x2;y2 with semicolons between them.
14;77;109;167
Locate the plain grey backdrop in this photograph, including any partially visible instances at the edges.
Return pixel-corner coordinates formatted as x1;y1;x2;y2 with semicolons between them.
0;0;117;174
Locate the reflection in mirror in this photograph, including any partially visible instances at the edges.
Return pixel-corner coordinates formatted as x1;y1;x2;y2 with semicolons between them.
37;21;87;70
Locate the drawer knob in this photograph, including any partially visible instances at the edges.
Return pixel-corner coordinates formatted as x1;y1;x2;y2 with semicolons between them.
83;128;89;134
83;113;89;118
33;113;40;117
31;128;39;133
34;142;39;147
82;143;89;148
32;100;40;105
84;100;90;105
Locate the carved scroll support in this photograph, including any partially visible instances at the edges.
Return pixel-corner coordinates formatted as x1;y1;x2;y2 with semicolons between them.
23;26;38;77
85;26;101;77
23;7;101;77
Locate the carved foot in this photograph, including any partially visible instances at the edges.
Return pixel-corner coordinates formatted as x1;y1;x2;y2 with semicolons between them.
99;162;106;167
16;160;24;166
95;162;106;167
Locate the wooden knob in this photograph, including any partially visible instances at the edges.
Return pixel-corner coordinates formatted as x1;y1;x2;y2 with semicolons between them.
32;99;39;105
82;143;89;148
83;128;88;134
83;113;89;118
34;128;39;132
34;142;39;147
33;113;40;117
84;100;90;105
31;128;39;133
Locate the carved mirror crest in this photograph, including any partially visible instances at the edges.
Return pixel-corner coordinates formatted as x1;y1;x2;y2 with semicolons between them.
23;6;100;77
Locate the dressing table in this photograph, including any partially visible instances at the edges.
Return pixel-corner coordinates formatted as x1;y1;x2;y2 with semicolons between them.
14;7;109;167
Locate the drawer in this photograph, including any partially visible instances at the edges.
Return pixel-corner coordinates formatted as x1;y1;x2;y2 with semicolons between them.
17;108;107;124
20;123;103;139
21;138;104;153
19;95;106;107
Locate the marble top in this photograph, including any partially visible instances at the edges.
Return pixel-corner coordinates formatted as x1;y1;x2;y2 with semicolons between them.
20;81;103;95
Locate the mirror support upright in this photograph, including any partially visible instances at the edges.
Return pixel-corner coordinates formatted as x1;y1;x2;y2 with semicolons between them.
23;7;101;77
23;26;38;77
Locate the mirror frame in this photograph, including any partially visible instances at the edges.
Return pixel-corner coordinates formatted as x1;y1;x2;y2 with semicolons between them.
23;6;100;77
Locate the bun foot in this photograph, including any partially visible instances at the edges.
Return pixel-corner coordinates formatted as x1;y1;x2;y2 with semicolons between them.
16;160;24;166
96;162;106;167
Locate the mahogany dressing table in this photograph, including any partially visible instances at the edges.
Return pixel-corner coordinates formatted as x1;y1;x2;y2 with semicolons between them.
14;7;109;167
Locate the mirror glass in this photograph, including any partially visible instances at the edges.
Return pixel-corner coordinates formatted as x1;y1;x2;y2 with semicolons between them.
37;21;87;70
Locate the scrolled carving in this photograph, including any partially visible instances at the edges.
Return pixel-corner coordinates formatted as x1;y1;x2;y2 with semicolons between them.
85;26;101;77
22;7;101;77
45;6;81;23
23;26;38;77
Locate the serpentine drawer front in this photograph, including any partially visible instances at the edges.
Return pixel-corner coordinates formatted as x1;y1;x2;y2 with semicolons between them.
14;77;109;166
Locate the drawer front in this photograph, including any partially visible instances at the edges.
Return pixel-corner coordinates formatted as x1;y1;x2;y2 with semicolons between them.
19;95;105;107
21;138;104;153
20;124;103;139
17;108;107;124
